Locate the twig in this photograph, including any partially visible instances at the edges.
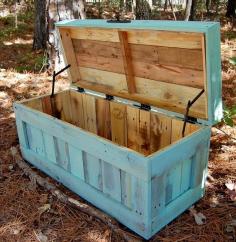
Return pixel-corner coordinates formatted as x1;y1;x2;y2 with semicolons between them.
214;127;236;141
12;148;142;242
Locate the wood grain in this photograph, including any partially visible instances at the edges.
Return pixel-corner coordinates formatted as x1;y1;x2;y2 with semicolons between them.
118;31;136;93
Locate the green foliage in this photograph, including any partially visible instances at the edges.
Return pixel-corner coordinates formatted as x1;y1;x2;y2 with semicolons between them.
223;106;236;127
229;57;236;65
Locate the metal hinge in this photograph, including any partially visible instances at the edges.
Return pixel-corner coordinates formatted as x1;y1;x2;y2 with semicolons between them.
105;94;114;101
133;103;151;111
77;87;85;93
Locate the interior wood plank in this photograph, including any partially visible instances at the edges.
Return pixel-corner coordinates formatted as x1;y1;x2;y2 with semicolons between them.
150;113;172;152
118;31;136;93
25;98;43;112
96;98;111;140
127;106;139;152
82;94;97;134
59;28;81;83
110;102;127;146
73;39;204;89
77;67;207;119
41;96;53;115
54;91;72;123
68;27;203;49
138;109;151;155
70;91;85;128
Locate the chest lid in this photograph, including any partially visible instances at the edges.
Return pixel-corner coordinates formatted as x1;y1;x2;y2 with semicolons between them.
56;20;223;126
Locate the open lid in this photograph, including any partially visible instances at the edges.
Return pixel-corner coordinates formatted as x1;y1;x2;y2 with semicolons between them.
56;20;223;126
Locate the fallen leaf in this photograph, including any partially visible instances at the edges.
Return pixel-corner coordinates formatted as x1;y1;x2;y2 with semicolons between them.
189;206;206;225
225;181;236;201
38;204;51;215
35;231;48;242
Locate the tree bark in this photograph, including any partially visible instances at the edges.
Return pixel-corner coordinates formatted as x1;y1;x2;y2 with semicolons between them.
185;0;192;21
226;0;236;18
33;0;47;50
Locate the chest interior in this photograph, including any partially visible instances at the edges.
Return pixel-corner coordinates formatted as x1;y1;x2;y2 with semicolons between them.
23;90;200;156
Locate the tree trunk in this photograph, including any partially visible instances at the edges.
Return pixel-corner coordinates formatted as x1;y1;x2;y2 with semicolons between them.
226;0;236;18
185;0;192;21
33;0;47;50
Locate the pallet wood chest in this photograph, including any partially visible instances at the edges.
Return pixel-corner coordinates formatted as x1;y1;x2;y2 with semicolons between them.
14;20;222;239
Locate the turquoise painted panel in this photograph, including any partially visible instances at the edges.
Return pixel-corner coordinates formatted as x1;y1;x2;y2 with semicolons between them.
102;161;121;202
180;158;192;194
121;171;132;208
54;137;70;171
14;104;148;181
84;152;103;191
15;119;29;148
25;123;45;156
165;162;182;204
21;147;149;239
43;133;57;163
151;173;166;218
68;145;84;180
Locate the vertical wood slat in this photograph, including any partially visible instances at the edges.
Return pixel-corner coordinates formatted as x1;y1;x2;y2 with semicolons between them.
54;137;70;171
43;133;57;163
82;94;97;134
59;28;81;83
84;152;103;191
165;163;182;204
110;102;127;146
118;31;136;94
14;117;29;149
139;110;150;155
180;158;192;194
70;91;85;128
150;113;172;153
102;161;121;201
25;124;45;156
127;106;139;152
42;96;53;116
151;173;166;218
68;145;85;181
96;98;111;139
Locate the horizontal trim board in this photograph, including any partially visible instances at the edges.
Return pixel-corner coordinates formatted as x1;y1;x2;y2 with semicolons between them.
55;20;218;33
14;103;150;181
67;27;203;49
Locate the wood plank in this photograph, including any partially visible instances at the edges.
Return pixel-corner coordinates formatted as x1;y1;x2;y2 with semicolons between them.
25;124;45;156
54;91;72;123
77;67;207;119
82;94;97;134
43;133;57;163
69;91;85;128
110;102;127;146
180;158;192;194
53;137;70;171
127;106;139;152
68;145;84;180
59;28;81;83
41;96;53;115
150;113;172;152
84;152;103;190
121;171;132;208
118;31;136;93
73;39;204;89
25;98;43;111
69;28;203;49
138;110;150;155
96;98;111;140
102;161;121;202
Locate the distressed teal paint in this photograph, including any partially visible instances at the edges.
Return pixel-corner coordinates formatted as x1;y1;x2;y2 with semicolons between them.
14;101;211;239
14;20;222;239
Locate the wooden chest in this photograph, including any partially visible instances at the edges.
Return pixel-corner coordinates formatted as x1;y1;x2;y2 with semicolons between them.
14;20;222;239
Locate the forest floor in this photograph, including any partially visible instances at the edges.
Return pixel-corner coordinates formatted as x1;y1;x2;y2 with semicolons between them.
0;9;236;242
